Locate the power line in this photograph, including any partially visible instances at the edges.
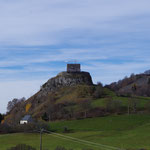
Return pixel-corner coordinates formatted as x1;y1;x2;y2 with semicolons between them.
46;132;109;150
44;130;125;150
23;129;125;150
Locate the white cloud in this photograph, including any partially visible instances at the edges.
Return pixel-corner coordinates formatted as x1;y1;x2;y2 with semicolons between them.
0;0;150;45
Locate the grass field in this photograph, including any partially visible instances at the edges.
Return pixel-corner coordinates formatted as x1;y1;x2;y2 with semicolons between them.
1;114;150;150
92;95;150;109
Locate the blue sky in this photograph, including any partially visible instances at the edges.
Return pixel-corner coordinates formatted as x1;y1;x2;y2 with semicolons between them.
0;0;150;113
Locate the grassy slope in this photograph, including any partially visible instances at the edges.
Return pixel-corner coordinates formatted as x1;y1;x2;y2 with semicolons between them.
28;85;150;119
55;86;150;112
50;114;150;132
92;95;150;109
1;114;150;150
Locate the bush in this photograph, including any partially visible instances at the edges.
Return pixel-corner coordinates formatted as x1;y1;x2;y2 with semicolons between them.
0;123;13;134
7;144;36;150
105;98;122;113
0;122;50;134
93;86;104;98
55;146;67;150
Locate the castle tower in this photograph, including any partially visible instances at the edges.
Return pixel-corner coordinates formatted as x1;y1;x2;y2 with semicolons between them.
67;64;81;73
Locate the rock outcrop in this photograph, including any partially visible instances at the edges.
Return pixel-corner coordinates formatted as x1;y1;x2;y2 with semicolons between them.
40;71;93;96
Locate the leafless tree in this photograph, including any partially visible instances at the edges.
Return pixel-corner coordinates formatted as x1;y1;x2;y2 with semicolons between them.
79;99;92;118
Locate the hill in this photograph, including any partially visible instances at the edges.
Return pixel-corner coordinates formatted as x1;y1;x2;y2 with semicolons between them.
4;70;104;124
4;69;150;125
107;73;150;97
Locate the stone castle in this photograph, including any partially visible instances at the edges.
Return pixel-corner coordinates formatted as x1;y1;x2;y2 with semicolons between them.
67;64;81;73
39;63;93;96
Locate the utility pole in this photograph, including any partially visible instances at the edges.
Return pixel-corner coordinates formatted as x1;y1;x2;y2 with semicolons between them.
40;128;44;150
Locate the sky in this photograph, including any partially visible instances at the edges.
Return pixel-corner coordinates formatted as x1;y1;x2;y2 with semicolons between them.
0;0;150;113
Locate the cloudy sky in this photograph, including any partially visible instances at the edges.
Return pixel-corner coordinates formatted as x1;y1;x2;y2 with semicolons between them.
0;0;150;113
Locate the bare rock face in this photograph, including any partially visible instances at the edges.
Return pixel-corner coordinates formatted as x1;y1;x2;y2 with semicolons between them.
40;71;93;96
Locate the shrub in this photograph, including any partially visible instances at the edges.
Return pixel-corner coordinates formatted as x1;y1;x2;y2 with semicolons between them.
93;86;104;98
55;146;67;150
7;144;36;150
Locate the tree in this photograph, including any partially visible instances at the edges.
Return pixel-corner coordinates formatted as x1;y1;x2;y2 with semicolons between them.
46;103;55;121
7;97;26;112
7;98;18;112
105;98;122;113
67;105;75;119
25;103;32;113
42;112;49;121
132;84;137;92
79;100;92;118
93;86;104;98
97;82;103;87
127;98;139;114
7;144;36;150
0;113;4;123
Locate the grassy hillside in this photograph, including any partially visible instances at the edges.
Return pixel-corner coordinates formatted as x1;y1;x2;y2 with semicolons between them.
50;114;150;132
1;114;150;150
92;96;150;109
6;79;150;125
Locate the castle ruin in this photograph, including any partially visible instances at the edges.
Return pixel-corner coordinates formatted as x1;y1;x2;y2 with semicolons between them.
67;64;81;73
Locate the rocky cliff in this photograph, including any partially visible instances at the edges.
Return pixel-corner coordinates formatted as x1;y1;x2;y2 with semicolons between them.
40;71;93;96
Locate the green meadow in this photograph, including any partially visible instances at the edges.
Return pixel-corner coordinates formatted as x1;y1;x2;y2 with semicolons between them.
1;114;150;150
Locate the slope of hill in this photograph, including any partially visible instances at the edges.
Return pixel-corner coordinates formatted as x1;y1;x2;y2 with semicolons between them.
107;73;150;97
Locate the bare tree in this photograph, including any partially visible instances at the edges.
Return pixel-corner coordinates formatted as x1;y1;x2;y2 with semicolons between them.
7;98;18;112
79;99;92;118
105;98;122;113
46;103;55;121
7;97;26;112
127;98;139;114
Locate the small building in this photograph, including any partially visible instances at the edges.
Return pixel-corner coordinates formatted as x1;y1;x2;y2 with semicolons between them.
67;64;81;73
20;115;33;124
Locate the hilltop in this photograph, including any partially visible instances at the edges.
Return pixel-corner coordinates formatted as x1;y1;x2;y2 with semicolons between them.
39;71;93;97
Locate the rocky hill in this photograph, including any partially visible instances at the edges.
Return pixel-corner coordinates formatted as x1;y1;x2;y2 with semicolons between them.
107;73;150;97
39;71;93;97
5;69;150;125
5;70;103;124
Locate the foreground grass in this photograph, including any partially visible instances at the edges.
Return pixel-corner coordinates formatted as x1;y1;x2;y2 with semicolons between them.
1;114;150;150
